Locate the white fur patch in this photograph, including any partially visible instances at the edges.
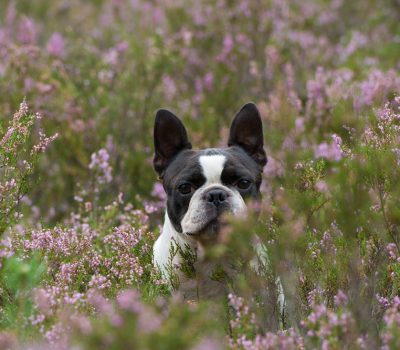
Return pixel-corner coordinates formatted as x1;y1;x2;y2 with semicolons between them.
199;155;226;184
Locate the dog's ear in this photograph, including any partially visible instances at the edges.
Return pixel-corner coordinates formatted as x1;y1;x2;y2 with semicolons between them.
228;103;267;169
153;109;192;177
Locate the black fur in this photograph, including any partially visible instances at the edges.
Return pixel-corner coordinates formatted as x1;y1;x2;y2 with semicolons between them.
228;103;267;169
153;104;266;233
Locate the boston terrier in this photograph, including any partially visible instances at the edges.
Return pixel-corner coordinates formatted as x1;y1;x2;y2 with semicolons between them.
152;103;282;304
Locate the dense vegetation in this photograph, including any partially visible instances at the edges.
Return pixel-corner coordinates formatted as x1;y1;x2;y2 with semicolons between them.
0;0;400;348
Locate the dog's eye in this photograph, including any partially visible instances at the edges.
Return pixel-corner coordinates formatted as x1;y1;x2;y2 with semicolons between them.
178;183;193;195
237;179;251;190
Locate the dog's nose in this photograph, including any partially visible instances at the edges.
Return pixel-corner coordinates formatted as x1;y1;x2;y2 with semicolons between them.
205;189;228;207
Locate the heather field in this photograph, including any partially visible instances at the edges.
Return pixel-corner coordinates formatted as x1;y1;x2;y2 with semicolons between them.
0;0;400;349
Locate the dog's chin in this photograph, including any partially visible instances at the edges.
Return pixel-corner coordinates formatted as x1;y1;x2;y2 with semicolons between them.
185;216;228;242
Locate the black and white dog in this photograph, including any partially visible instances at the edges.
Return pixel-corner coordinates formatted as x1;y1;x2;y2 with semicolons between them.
152;103;284;307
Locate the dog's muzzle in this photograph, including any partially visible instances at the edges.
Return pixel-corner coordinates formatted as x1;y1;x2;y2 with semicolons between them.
203;187;231;211
181;184;246;237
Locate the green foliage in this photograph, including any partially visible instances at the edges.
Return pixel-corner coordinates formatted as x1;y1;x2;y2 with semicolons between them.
0;0;400;348
0;101;57;234
0;255;45;336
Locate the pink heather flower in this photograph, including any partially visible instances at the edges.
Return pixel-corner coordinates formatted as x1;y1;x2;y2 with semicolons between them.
24;77;35;92
264;156;285;178
230;328;304;349
322;231;337;257
32;131;59;154
314;134;343;161
150;6;165;26
181;29;193;45
33;287;60;316
203;72;214;91
194;78;203;94
5;3;17;27
44;322;67;345
87;290;122;326
222;34;234;54
117;290;140;312
332;133;343;147
381;296;400;347
47;32;65;58
103;42;129;67
315;180;329;193
217;34;234;62
0;237;14;262
314;142;336;160
339;31;368;62
376;294;390;309
162;75;177;101
386;243;399;262
29;313;45;326
17;16;38;45
69;314;92;335
64;292;84;306
354;70;400;110
89;148;113;185
307;69;327;108
117;290;162;333
236;33;250;48
89;274;112;290
115;41;129;52
191;4;206;25
307;287;324;307
228;293;256;331
295;117;305;132
151;182;166;202
334;290;348;307
103;49;118;66
59;262;81;284
0;127;15;147
144;203;158;214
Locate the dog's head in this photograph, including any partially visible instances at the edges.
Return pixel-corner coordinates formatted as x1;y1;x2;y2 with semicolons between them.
153;103;267;240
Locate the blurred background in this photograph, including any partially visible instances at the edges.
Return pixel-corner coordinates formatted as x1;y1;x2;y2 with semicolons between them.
1;1;400;348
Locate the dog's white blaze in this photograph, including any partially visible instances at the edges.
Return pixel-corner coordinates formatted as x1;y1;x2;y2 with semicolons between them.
199;155;226;184
180;154;246;235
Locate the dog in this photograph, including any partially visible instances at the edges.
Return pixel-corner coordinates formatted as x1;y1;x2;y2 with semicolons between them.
152;103;285;311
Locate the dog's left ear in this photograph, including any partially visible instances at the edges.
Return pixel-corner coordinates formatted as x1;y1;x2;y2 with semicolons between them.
228;103;267;169
153;109;192;177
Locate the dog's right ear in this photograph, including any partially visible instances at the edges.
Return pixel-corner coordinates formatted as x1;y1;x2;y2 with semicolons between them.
228;103;267;169
153;109;192;177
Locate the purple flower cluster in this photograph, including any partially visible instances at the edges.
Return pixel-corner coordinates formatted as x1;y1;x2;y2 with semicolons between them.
314;134;343;161
363;97;400;156
0;186;164;347
46;32;65;58
0;101;57;230
89;148;113;185
228;293;304;350
144;182;167;214
0;0;400;348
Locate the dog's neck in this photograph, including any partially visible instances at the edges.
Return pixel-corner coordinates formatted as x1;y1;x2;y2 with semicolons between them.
154;212;200;273
154;212;233;301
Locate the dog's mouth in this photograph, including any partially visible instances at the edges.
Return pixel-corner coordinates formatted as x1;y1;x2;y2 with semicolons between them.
185;213;229;239
186;219;219;236
182;200;236;239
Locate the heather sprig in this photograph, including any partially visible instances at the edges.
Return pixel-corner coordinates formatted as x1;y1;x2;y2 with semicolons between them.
0;0;400;348
0;100;57;234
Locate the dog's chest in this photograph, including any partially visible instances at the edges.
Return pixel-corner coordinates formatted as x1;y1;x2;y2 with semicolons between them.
172;251;234;301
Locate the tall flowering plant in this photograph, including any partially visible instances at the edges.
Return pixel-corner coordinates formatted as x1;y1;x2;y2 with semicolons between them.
0;100;57;234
